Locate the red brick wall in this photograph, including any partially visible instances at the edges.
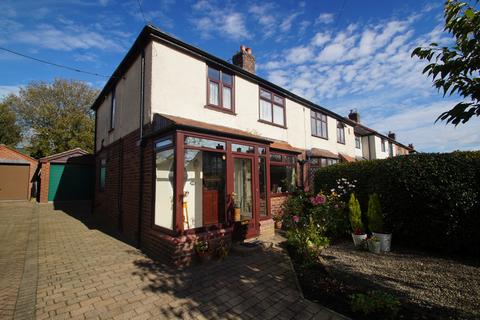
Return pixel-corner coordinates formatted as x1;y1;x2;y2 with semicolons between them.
0;145;38;200
270;195;288;217
39;162;49;203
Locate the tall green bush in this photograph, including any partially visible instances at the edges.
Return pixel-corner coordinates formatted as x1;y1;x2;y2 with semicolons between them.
348;193;363;233
367;193;383;233
314;151;480;255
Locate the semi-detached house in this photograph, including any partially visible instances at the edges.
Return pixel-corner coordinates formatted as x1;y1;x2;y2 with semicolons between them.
92;25;414;265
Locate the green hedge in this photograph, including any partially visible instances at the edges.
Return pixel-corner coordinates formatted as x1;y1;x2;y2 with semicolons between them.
314;151;480;255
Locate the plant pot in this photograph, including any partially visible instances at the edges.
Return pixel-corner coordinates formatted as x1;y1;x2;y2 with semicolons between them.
351;233;367;248
372;232;392;252
274;220;282;229
368;240;381;254
234;208;241;222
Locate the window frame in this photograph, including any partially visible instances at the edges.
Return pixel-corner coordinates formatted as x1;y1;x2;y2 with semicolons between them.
381;139;386;152
269;151;297;196
337;121;346;144
99;158;107;192
258;87;286;128
109;86;116;131
206;65;235;114
355;135;361;149
311;110;328;139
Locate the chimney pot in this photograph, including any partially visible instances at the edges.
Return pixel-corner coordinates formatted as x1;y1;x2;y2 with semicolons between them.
232;45;256;74
388;131;396;140
348;109;360;123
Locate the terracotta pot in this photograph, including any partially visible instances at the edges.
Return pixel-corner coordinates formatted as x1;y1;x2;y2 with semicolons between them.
234;208;241;222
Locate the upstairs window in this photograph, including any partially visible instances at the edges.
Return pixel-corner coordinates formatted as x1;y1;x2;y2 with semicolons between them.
337;122;345;144
355;135;361;149
381;139;386;152
259;88;285;127
110;87;116;130
311;110;328;139
207;66;233;111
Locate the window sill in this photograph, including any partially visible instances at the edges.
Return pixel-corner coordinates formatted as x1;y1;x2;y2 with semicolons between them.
204;104;236;115
337;141;346;145
271;192;291;198
258;119;287;129
312;134;329;140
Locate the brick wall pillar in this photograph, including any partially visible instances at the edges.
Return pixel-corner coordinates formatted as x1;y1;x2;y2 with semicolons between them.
39;162;50;203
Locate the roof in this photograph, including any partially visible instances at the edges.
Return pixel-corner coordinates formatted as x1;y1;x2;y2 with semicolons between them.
0;159;30;165
270;141;303;154
40;148;90;163
307;148;339;159
0;144;37;164
339;153;356;163
90;25;356;127
352;122;414;152
153;113;272;143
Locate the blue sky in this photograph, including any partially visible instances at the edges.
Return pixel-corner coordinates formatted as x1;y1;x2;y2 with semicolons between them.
1;0;479;152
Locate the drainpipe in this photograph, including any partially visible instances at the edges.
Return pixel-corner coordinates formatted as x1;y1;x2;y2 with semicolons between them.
137;49;146;248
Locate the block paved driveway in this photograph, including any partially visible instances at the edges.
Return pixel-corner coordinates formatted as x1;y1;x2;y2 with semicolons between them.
0;201;347;320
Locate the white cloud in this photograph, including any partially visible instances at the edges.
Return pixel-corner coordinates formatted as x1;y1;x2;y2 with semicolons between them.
316;13;334;25
285;46;314;64
191;2;249;40
0;85;21;98
13;24;124;52
311;32;331;47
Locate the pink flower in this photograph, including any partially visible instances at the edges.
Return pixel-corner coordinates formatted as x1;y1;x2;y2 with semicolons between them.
292;215;300;223
310;194;327;206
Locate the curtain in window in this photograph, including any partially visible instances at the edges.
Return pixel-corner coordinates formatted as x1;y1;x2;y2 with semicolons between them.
223;87;231;109
260;100;272;122
273;104;284;125
209;81;219;105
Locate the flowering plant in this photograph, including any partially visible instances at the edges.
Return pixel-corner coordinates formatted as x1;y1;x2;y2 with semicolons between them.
310;193;326;206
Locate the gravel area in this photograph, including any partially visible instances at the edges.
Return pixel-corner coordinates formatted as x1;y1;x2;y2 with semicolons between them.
319;242;480;319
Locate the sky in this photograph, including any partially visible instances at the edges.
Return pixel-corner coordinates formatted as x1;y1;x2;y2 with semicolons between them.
0;0;479;152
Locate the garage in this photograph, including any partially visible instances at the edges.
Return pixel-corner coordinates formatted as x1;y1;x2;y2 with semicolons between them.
0;163;30;200
39;148;94;203
48;163;93;201
0;145;38;201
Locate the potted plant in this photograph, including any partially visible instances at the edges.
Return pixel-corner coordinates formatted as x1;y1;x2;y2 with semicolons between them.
273;212;283;229
367;236;381;254
348;193;367;248
366;193;392;252
194;239;211;262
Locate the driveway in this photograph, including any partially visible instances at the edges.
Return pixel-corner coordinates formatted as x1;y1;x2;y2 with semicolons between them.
0;201;346;320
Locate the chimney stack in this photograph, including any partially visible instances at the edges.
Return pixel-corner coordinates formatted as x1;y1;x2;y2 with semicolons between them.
388;131;396;140
348;109;360;123
408;143;414;150
232;45;255;74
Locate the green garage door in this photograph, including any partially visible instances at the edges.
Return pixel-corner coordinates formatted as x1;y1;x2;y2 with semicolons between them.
48;164;94;201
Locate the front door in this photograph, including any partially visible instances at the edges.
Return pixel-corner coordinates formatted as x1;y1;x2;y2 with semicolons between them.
233;156;258;238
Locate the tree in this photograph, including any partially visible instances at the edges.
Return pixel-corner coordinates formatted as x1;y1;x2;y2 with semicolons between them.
4;79;99;158
412;0;479;125
0;100;22;146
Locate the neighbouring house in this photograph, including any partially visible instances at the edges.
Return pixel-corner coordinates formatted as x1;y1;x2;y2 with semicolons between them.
0;144;38;201
38;148;94;203
91;25;414;265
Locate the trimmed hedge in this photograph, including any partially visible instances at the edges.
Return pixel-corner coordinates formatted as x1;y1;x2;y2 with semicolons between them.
314;151;480;255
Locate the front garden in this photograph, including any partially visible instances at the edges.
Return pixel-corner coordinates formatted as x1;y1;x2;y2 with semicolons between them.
280;151;480;319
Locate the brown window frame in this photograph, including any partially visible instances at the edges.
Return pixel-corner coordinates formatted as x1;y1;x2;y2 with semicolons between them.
337;121;345;144
269;151;297;196
258;87;286;128
206;66;235;114
311;110;328;139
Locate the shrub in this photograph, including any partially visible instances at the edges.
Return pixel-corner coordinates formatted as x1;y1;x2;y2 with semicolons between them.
348;193;363;233
367;193;384;233
314;151;480;255
286;216;330;265
350;291;400;319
